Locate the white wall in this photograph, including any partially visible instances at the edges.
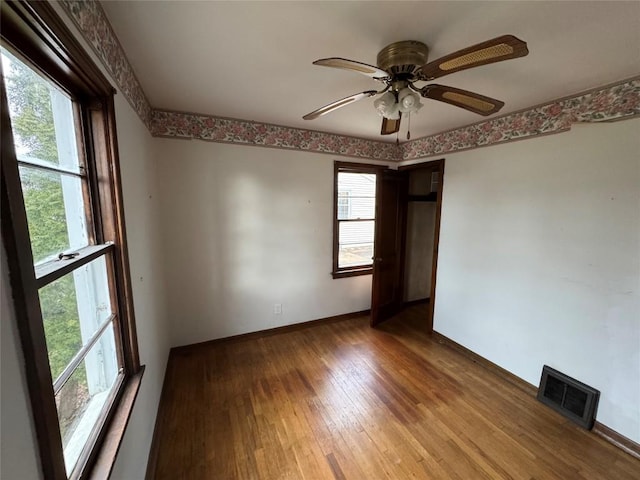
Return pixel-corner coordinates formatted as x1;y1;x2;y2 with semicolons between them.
108;94;169;480
1;242;42;479
156;140;381;347
404;202;436;302
433;119;640;442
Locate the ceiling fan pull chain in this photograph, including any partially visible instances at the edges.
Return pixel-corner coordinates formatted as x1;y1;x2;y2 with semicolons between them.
407;112;411;140
396;131;399;146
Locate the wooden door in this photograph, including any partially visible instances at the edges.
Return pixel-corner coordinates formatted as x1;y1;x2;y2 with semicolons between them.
371;169;408;326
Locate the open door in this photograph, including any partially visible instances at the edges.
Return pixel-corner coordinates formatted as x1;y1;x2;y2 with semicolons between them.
397;159;445;333
370;169;408;326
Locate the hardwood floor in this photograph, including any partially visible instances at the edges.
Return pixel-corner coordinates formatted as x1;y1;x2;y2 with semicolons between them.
150;305;639;479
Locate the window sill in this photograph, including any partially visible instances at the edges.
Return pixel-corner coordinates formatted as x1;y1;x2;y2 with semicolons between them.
86;366;145;480
332;268;373;279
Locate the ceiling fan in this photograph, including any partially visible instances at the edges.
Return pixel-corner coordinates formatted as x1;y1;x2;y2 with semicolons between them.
303;35;529;137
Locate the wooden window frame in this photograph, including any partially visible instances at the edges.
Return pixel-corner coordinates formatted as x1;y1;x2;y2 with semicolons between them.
1;1;143;479
332;161;387;279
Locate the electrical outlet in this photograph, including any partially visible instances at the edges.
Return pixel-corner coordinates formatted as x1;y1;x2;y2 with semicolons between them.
274;303;282;315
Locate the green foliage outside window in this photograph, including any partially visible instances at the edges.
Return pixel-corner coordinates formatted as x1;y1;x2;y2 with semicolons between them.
4;53;85;439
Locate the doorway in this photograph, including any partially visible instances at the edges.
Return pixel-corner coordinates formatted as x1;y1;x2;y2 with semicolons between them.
370;159;444;332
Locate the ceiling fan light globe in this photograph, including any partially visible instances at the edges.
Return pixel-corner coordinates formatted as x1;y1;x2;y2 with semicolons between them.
398;88;422;113
373;91;398;118
385;104;401;120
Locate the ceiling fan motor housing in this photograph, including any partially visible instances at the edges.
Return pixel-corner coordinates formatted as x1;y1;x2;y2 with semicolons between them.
377;41;429;77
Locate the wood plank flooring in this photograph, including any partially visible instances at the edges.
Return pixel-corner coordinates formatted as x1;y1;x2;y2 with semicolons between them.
150;305;640;479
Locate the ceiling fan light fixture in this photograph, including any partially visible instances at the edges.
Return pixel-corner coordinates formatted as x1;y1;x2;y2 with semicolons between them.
398;87;422;114
374;91;400;119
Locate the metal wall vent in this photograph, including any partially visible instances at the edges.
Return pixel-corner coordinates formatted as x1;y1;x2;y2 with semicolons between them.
537;365;600;429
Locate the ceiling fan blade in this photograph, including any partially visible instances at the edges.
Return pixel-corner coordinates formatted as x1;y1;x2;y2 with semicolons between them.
313;57;390;80
417;35;529;80
421;84;504;116
303;90;377;120
381;114;401;135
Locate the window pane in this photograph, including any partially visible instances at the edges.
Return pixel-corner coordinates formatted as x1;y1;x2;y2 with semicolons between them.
19;165;88;265
337;196;375;220
338;220;375;268
1;47;82;173
39;256;113;381
338;172;376;197
56;325;119;476
339;243;374;268
337;172;376;220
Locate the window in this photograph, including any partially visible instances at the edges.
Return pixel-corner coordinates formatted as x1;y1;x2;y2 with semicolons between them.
332;162;381;278
1;2;142;479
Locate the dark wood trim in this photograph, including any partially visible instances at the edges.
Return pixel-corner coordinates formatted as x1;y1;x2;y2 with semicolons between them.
398;158;445;171
88;367;145;479
1;53;67;480
432;331;640;459
593;422;640;460
332;161;339;275
172;309;371;354
396;171;409;316
431;331;537;396
427;159;445;332
332;267;372;279
334;160;389;172
1;1;114;98
72;373;125;479
145;356;172;480
98;94;141;373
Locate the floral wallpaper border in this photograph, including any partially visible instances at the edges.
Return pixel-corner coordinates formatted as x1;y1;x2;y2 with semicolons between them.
59;0;153;128
60;1;639;163
402;77;640;160
150;110;402;161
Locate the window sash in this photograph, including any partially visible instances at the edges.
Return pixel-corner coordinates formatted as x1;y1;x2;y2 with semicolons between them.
35;243;114;288
337;217;375;223
18;155;85;178
337;218;375;269
3;46;96;266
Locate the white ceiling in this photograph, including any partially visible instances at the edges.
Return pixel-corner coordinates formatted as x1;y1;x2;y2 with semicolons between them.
101;1;640;142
